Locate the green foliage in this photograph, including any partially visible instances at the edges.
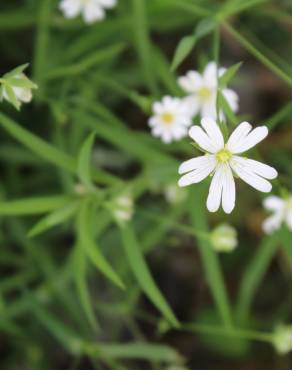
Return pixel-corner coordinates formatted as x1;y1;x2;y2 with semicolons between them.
0;0;292;369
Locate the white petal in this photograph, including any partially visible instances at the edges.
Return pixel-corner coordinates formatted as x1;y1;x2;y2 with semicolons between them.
178;156;216;187
99;0;117;8
178;154;214;174
263;213;283;234
201;117;224;150
83;3;105;23
203;61;218;88
182;95;200;117
207;164;224;212
188;126;218;153
231;126;269;154
286;211;292;231
153;102;163;114
263;196;284;211
59;0;82;17
201;99;217;120
222;88;239;113
178;71;203;93
227;121;252;153
231;158;272;192
232;156;278;180
222;164;235;214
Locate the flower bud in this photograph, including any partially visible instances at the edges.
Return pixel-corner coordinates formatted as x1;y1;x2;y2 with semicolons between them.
113;194;134;224
273;325;292;355
210;223;238;252
0;64;37;110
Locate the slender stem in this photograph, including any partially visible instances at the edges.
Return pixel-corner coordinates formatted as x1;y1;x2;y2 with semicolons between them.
223;22;292;88
189;186;233;328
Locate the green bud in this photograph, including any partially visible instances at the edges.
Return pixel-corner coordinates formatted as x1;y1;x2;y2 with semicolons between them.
210;223;238;253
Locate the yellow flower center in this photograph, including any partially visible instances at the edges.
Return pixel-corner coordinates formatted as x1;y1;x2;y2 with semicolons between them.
161;112;174;125
198;87;212;100
216;148;232;163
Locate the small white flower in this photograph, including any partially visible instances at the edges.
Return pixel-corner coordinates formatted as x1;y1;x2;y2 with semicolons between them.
178;118;278;214
148;96;193;144
178;61;239;119
273;325;292;355
59;0;117;24
210;223;238;252
113;194;134;223
262;195;292;234
0;67;37;110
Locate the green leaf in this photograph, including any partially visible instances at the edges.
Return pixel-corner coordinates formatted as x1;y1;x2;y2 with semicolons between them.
87;342;183;363
28;201;79;237
4;63;29;78
7;77;37;89
0;112;76;173
0;195;72;216
78;201;125;290
219;62;242;88
171;17;216;71
279;225;292;259
171;35;197;71
77;133;95;191
3;85;20;110
32;302;83;354
120;224;180;328
72;244;99;330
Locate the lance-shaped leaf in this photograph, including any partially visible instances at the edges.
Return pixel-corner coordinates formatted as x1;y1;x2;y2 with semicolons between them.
120;224;179;328
78;201;125;290
171;17;216;71
77;133;96;191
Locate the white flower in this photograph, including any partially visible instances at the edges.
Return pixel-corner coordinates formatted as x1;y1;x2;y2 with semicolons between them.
210;223;238;252
273;325;292;355
262;195;292;234
148;96;193;144
113;194;134;223
59;0;117;24
178;61;239;119
178;118;278;214
0;68;37;110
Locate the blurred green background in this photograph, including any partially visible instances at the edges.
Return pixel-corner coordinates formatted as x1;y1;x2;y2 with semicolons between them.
0;0;292;369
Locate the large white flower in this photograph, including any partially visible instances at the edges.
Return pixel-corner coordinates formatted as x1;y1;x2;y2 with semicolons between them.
59;0;117;24
178;118;278;214
262;195;292;234
178;61;239;119
148;96;193;144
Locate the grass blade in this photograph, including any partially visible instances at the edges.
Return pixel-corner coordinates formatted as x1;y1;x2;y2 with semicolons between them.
120;224;180;328
78;201;125;290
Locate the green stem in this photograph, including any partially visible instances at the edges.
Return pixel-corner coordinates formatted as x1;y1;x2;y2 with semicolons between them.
33;0;52;96
189;186;233;328
223;22;292;88
235;232;280;323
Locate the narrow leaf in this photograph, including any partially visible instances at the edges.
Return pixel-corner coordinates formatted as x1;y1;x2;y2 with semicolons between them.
0;195;72;216
219;62;242;88
120;224;180;328
171;17;216;71
28;201;79;237
78;201;125;289
87;342;183;363
72;244;99;330
0;112;76;172
171;35;196;71
77;133;95;190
